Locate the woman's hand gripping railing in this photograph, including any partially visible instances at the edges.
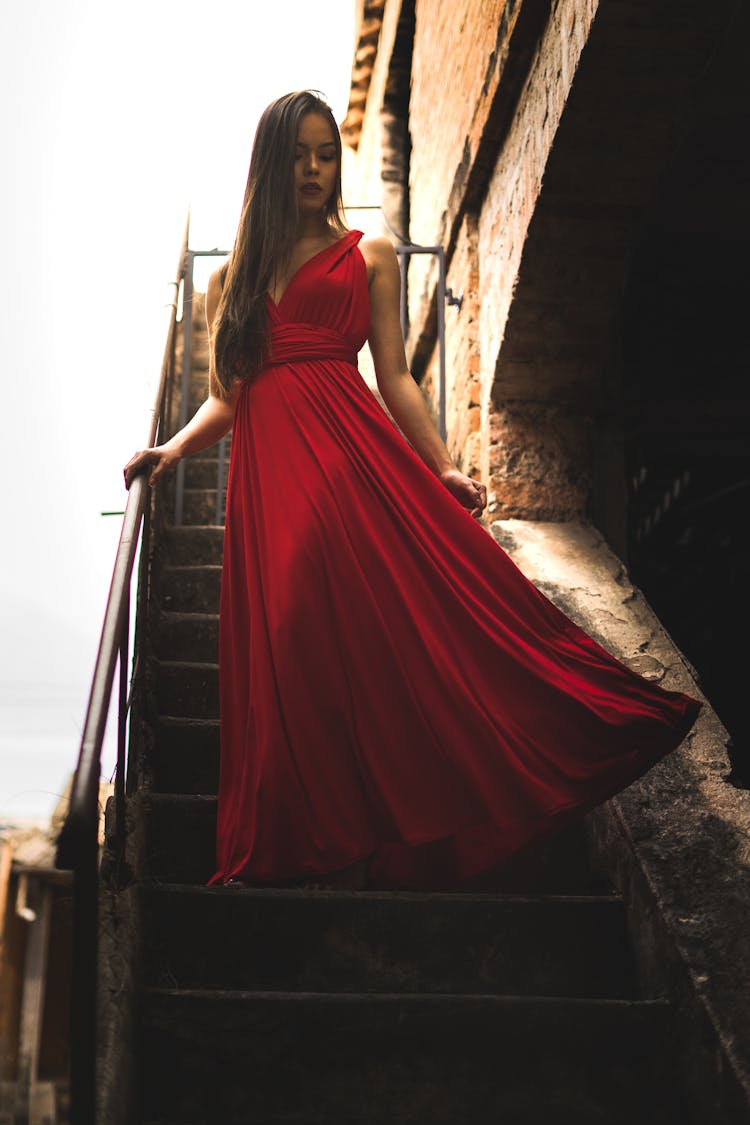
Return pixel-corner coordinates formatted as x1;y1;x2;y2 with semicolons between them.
54;219;189;1125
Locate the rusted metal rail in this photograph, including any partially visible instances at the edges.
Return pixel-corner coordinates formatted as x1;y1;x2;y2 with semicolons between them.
54;218;190;1125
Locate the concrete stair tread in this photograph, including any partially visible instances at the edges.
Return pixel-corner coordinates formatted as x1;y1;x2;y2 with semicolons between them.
140;988;682;1124
169;458;225;489
155;660;219;720
153;612;219;661
160;564;222;577
139;793;601;892
156;715;220;728
172;487;225;526
157;659;219;671
150;716;219;793
157;611;219;621
141;881;634;997
146;881;622;904
140;1117;379;1125
147;985;667;1005
162;526;224;565
157;565;222;613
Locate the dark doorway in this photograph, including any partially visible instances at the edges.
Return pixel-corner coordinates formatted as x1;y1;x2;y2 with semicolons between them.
623;115;750;781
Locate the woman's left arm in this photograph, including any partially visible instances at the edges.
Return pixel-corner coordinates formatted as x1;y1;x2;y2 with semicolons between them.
364;235;487;518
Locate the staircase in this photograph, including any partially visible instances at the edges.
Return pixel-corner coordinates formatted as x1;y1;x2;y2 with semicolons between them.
101;301;690;1123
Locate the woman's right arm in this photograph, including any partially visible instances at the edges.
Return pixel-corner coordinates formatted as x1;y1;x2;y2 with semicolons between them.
124;267;242;488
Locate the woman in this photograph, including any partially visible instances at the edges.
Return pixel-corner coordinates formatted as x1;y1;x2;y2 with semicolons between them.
125;90;701;891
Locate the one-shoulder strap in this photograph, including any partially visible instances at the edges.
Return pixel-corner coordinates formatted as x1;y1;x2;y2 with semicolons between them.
325;229;364;270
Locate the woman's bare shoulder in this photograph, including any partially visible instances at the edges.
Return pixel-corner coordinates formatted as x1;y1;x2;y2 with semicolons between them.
358;234;398;286
358;233;397;262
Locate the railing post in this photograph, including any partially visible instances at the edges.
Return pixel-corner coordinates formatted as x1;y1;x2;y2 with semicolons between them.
392;244;449;443
70;810;98;1125
398;251;408;337
342;205;452;438
436;246;447;444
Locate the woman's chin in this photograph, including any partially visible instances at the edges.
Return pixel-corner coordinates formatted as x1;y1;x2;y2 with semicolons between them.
298;192;329;213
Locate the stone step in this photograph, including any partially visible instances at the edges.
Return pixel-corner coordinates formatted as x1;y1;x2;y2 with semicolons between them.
179;456;226;491
151;717;219;794
153;612;219;663
140;990;683;1124
140;794;601;893
155;661;219;720
141;884;635;999
158;448;228;522
140;794;216;883
175;487;224;527
157;565;222;613
161;526;224;566
158;455;225;494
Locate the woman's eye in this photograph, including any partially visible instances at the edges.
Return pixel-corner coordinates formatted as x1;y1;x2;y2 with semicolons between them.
294;149;335;163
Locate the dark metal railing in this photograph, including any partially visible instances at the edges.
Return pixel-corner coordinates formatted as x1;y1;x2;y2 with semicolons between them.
54;219;190;1125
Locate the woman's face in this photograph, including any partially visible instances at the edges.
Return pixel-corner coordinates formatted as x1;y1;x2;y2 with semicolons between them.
294;112;338;217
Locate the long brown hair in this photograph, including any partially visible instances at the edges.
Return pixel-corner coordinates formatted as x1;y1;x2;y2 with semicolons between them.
211;90;348;395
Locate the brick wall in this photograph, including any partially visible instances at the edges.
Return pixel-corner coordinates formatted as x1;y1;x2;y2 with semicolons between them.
410;0;509;243
407;0;510;325
344;0;735;524
416;0;597;506
420;215;481;476
477;0;598;515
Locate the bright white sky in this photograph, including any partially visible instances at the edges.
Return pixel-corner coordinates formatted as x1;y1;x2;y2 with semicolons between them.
0;0;357;821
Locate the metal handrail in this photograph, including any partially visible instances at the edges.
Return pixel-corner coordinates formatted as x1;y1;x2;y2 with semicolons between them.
55;217;190;1125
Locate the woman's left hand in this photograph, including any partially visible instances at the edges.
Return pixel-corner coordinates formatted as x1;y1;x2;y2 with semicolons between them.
439;468;487;518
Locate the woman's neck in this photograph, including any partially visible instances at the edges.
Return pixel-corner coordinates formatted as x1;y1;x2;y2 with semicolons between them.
295;216;330;241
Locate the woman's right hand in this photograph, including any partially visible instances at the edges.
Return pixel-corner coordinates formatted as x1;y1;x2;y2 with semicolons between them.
123;444;181;489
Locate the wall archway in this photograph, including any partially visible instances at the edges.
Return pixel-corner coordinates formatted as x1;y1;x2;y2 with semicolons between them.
623;113;750;769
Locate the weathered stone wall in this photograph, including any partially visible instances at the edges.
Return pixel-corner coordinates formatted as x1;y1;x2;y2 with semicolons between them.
346;0;742;526
420;214;482;477
345;0;598;501
416;0;596;493
476;0;597;515
406;0;511;327
409;0;509;247
414;0;596;510
482;0;742;524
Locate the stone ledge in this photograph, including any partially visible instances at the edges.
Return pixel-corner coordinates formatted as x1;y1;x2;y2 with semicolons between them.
490;517;750;1123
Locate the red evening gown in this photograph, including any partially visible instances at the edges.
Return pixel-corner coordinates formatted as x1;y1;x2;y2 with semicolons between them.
208;229;701;890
